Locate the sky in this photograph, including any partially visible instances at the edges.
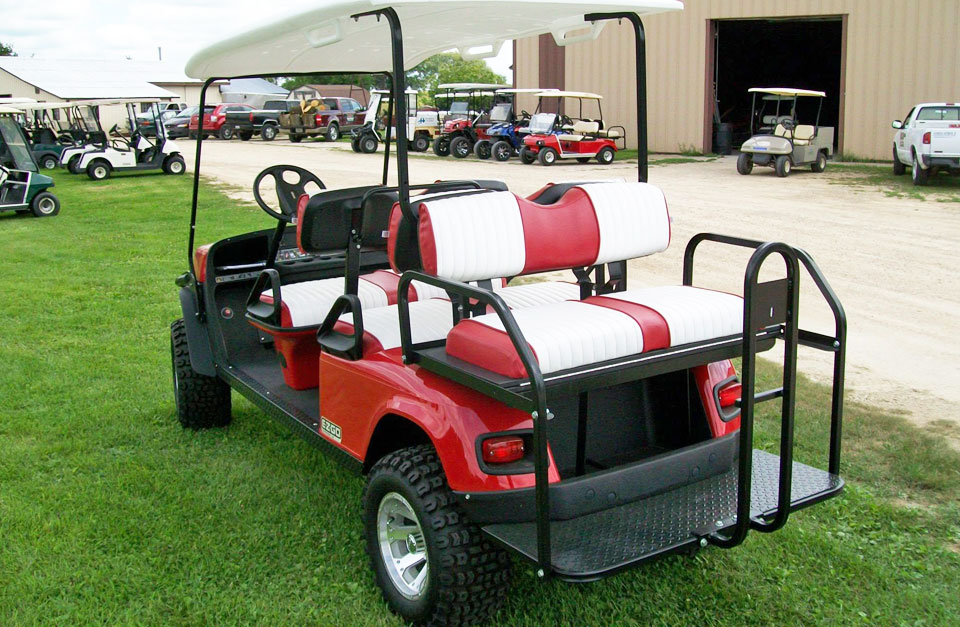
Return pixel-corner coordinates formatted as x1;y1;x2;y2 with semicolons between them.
1;0;513;82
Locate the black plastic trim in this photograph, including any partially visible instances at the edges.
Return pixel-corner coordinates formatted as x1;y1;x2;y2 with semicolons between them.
178;286;216;376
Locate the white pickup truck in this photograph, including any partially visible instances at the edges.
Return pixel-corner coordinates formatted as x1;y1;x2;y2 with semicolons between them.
892;103;960;185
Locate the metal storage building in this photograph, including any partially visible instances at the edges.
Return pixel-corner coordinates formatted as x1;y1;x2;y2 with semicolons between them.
514;0;960;159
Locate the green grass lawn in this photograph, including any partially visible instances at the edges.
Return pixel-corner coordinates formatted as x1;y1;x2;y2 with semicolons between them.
830;162;960;202
1;172;958;625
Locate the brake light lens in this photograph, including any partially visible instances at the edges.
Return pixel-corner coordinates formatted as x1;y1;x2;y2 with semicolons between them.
718;382;742;408
923;132;931;145
249;112;254;122
482;436;525;464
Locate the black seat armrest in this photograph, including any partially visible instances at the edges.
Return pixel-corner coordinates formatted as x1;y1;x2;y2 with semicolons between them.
317;294;364;360
246;269;282;326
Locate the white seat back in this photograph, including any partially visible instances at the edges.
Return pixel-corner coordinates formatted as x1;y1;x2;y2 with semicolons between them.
573;120;600;135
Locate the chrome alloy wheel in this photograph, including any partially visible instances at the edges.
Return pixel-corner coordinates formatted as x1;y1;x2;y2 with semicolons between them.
377;492;429;600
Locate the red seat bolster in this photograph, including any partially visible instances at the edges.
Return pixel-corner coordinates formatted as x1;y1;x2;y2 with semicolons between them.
446;320;537;379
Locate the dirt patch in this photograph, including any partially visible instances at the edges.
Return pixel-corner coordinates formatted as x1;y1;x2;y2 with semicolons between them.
181;142;960;441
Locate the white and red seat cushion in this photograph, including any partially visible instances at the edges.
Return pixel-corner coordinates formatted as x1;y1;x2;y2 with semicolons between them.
396;182;670;283
334;281;583;354
260;269;451;328
445;286;744;379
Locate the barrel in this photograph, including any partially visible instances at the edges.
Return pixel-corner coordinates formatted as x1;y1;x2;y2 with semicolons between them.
714;122;733;155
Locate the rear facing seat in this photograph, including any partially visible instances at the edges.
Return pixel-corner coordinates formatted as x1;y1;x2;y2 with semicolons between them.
394;181;747;380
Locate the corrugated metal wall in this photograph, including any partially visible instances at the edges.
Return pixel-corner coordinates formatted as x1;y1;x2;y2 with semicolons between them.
515;0;960;159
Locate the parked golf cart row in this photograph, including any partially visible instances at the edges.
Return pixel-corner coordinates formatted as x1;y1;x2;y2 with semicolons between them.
175;1;848;624
0;106;60;218
54;101;186;180
431;88;625;166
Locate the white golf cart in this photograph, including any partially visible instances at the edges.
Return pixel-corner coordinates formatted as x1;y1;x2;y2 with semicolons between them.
76;102;185;180
350;89;432;153
737;88;834;177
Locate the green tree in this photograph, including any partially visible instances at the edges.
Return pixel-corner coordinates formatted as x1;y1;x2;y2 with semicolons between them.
0;42;16;56
407;53;506;106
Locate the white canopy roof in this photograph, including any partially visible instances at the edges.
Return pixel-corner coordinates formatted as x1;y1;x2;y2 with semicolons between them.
185;0;684;78
496;88;558;94
749;87;826;98
536;90;603;99
0;105;23;115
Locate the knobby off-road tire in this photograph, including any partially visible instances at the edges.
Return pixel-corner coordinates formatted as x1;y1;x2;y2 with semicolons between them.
412;134;430;153
364;444;510;626
432;137;450;157
170;319;231;429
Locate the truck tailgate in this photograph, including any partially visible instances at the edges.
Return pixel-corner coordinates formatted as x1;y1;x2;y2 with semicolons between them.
917;120;960;156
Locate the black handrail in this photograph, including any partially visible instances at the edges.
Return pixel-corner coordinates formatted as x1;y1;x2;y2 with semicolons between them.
395;271;553;574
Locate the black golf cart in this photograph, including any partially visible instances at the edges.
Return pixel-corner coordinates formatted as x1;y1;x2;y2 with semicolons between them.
173;2;847;624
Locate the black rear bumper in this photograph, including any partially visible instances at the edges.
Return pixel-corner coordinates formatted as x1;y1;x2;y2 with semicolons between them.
457;434;738;524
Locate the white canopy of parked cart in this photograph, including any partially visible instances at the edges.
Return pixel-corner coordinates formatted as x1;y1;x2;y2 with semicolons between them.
536;90;604;99
185;0;684;79
14;98;164;112
748;87;827;98
496;88;558;94
437;83;508;90
0;105;22;114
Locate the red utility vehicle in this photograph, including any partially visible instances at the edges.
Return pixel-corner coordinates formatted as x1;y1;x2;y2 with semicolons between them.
520;91;624;165
188;103;253;140
430;83;505;158
174;2;847;625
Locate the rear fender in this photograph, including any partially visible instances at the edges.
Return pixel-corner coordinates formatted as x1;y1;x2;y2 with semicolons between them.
178;286;217;376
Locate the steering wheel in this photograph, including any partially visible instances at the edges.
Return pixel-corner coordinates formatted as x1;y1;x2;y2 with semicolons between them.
520;109;531;118
780;118;796;131
253;165;326;223
560;115;574;127
57;134;74;146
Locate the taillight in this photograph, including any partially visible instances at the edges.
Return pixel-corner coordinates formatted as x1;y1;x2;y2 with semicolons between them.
923;132;931;145
482;436;525;464
249;112;254;122
718;382;741;408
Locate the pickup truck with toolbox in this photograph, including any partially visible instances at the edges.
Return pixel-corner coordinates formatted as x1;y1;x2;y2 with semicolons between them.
223;100;295;141
278;96;366;142
892;102;960;185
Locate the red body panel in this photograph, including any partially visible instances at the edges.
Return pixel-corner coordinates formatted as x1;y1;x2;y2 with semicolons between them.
320;349;560;493
523;133;616;157
693;361;741;437
248;320;321;390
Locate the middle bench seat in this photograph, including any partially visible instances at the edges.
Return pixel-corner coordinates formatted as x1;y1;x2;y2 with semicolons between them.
260;269;452;329
334;280;582;354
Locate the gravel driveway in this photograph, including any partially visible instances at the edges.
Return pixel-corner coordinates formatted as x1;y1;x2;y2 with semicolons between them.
181;139;960;437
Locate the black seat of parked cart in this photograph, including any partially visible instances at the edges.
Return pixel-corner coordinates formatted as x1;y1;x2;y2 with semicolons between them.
298;185;382;254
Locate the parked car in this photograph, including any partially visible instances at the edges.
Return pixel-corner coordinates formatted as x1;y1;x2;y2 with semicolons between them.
223;100;296;141
134;109;178;137
164;106;199;139
188;103;253;140
278;96;366;142
892;102;960;185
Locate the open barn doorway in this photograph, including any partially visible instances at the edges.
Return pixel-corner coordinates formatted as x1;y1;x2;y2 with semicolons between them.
707;17;845;154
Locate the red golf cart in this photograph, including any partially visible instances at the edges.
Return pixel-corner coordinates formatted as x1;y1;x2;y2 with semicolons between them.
173;2;847;625
520;91;625;165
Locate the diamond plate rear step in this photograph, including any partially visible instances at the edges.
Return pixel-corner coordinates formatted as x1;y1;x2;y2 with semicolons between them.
481;450;842;581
